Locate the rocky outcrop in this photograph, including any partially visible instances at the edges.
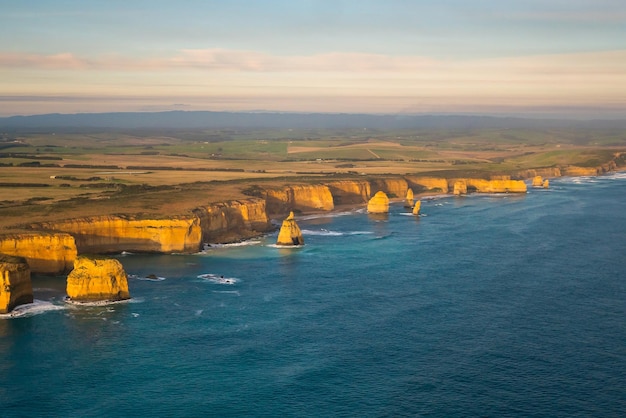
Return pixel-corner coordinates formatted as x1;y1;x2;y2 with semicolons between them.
412;200;421;216
367;191;390;213
516;167;562;179
542;179;550;188
194;198;271;243
562;166;599;176
405;189;414;208
265;184;334;214
532;176;544;187
66;256;130;302
276;212;304;246
0;233;76;274
370;178;408;199
453;180;468;195
461;179;527;193
406;176;449;193
36;216;202;254
327;180;371;205
0;255;33;314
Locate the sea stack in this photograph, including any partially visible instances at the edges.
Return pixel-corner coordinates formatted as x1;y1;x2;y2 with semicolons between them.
276;211;304;246
543;179;550;188
404;188;414;208
412;200;421;216
532;176;544;187
453;180;467;195
0;254;33;314
367;191;389;213
66;256;130;302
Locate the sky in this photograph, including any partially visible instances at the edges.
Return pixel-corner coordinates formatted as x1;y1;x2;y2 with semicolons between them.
1;0;625;118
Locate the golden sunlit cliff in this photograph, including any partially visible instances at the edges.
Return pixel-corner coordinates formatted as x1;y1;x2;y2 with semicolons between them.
0;254;33;314
0;233;76;274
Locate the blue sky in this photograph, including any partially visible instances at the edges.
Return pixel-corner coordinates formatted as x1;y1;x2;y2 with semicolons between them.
1;0;625;117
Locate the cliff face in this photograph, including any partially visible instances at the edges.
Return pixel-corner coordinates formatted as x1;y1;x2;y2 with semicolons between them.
66;256;130;302
194;198;271;243
516;167;562;179
452;179;527;194
265;184;334;214
0;255;33;314
276;212;304;246
327;180;371;205
0;233;76;274
453;180;468;195
405;176;449;193
562;166;599;176
36;216;202;254
370;178;408;198
367;191;390;213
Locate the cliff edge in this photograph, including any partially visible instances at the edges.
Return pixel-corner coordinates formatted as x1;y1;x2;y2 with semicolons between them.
0;254;33;314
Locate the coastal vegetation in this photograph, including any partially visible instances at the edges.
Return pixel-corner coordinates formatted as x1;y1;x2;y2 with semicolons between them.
1;124;625;232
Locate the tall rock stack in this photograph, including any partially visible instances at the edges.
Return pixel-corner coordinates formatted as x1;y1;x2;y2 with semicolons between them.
412;200;421;216
66;256;130;302
276;212;304;246
0;255;33;314
404;188;414;208
532;176;544;187
367;191;390;213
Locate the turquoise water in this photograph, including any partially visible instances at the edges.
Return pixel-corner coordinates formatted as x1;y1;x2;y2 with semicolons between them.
2;175;626;417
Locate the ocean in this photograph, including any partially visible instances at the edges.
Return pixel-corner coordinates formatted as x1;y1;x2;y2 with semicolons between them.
1;174;626;417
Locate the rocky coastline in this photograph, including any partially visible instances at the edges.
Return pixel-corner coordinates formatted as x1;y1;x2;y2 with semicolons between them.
0;162;623;312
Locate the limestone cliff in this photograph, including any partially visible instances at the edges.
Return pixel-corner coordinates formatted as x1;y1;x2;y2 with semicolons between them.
194;198;271;243
276;212;304;246
367;191;390;213
0;233;76;274
0;255;33;314
562;166;599;176
369;178;408;199
453;180;468;195
36;215;202;254
327;180;371;205
460;179;527;193
532;176;544;187
516;167;562;179
265;184;334;214
66;256;130;302
405;176;449;193
542;179;550;188
404;188;414;208
412;200;421;216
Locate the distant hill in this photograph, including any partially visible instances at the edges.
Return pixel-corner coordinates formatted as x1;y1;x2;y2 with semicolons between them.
1;111;625;132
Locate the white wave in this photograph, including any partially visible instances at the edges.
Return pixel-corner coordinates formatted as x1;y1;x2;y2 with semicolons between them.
197;273;239;285
0;300;65;319
296;210;357;221
267;244;305;249
64;297;134;307
120;251;133;256
132;275;166;282
300;229;343;236
202;240;262;250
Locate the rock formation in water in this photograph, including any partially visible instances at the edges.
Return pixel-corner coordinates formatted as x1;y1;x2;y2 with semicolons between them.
412;200;421;216
367;191;390;213
35;215;202;254
0;233;76;274
405;188;414;208
532;176;544;187
194;198;271;243
66;256;130;302
453;180;468;195
0;254;33;314
265;184;334;214
543;179;550;188
276;212;304;246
